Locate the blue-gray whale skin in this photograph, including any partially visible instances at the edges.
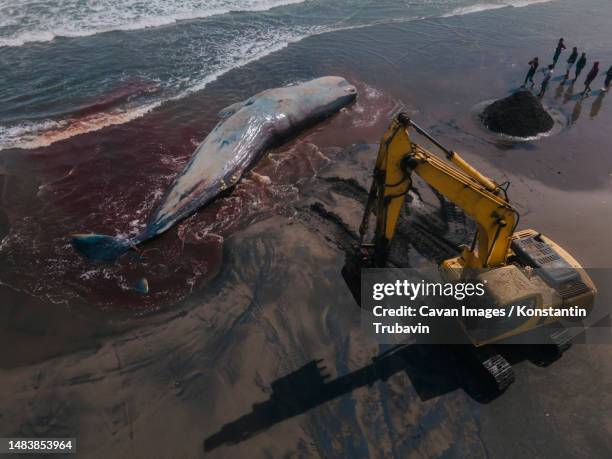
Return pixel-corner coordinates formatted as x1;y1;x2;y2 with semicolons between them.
72;76;357;262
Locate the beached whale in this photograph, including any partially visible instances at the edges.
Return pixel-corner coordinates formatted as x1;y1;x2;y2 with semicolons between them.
72;76;357;262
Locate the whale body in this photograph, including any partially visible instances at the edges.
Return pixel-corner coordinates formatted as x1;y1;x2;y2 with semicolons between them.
72;76;357;262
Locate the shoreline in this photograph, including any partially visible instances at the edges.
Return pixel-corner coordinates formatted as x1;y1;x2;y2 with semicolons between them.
0;0;563;152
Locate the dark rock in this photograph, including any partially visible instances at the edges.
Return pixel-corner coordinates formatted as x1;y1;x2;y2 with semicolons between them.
481;91;554;137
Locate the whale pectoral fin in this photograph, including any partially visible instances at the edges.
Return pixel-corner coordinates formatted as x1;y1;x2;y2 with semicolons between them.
218;98;255;118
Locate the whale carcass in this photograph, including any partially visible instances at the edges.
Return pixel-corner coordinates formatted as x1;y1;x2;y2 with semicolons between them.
72;76;357;262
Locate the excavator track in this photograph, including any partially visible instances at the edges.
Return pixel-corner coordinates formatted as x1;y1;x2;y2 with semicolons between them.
457;345;516;392
548;326;574;354
479;352;515;392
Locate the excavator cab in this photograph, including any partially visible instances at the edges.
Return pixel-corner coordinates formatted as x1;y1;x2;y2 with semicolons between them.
347;113;597;391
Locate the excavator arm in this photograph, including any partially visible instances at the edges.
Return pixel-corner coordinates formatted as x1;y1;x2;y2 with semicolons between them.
359;113;519;268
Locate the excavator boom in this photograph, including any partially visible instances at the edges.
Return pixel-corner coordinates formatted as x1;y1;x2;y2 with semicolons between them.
359;113;518;268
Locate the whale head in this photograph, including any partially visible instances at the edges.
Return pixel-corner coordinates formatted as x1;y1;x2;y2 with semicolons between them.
262;76;356;128
295;76;357;117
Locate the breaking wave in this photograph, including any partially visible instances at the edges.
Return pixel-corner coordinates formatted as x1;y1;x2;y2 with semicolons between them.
443;0;554;17
0;25;315;151
0;0;307;47
0;0;558;151
0;103;162;150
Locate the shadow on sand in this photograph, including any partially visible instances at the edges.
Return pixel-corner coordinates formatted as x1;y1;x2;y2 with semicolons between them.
203;341;564;452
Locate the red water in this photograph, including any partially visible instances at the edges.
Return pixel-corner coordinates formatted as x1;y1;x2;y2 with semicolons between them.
0;80;397;311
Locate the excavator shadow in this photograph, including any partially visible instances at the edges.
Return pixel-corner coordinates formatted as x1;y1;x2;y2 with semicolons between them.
202;341;559;452
203;248;573;453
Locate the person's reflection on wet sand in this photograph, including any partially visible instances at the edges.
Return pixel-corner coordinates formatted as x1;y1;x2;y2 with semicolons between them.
590;91;607;119
563;81;576;104
571;99;583;124
554;81;566;101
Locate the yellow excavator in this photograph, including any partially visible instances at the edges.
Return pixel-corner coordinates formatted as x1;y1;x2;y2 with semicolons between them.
350;112;596;390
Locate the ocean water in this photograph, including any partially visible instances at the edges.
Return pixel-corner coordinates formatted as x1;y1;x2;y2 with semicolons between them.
0;0;555;151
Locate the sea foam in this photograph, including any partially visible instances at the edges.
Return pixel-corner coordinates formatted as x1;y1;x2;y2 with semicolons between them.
0;0;307;47
0;0;557;151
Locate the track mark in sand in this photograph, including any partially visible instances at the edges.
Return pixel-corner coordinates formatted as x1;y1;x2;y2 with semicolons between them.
319;176;368;203
113;343;122;374
203;234;288;371
123;400;134;441
114;352;160;376
19;395;78;438
67;373;106;386
298;172;472;268
0;175;13;242
162;350;204;398
297;202;358;253
228;241;275;330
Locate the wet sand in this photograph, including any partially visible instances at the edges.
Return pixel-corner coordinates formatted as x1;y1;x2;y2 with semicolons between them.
1;0;612;457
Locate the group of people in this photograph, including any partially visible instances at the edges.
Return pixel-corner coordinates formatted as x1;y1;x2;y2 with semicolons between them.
522;38;612;98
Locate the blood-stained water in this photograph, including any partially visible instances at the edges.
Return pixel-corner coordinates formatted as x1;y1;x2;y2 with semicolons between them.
0;79;397;311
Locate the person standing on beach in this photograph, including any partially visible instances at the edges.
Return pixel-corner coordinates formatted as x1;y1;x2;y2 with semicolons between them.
522;57;539;87
581;61;599;97
574;52;587;81
539;65;554;97
564;47;578;79
552;38;566;67
603;65;612;92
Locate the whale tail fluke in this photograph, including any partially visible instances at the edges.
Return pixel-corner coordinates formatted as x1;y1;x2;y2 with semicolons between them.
71;233;133;263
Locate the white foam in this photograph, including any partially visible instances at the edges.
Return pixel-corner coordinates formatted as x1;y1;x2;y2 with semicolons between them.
0;0;560;150
0;102;161;150
0;0;307;47
1;0;559;48
182;28;317;96
443;3;507;17
443;0;555;17
0;24;319;151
